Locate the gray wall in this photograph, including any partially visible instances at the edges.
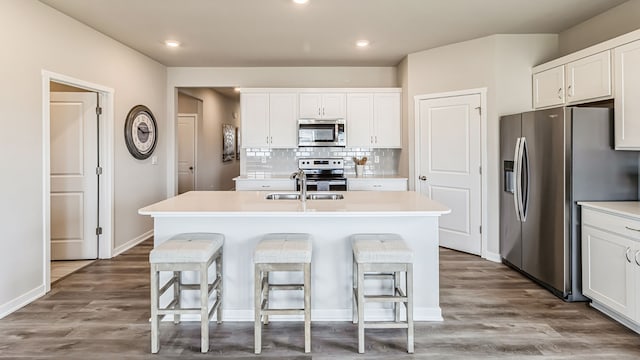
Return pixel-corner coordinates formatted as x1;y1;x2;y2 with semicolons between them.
402;34;558;259
558;0;640;56
0;0;166;315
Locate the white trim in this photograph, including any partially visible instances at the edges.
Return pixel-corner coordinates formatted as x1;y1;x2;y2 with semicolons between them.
41;70;115;295
0;285;45;320
177;113;199;191
239;87;401;94
484;251;502;263
112;230;154;257
413;88;489;261
591;302;640;335
533;28;640;73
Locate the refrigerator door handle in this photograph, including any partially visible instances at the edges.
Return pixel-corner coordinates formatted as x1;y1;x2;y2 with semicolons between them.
520;137;530;222
513;137;523;222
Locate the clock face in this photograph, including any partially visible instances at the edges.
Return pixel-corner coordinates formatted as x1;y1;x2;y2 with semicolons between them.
125;105;157;159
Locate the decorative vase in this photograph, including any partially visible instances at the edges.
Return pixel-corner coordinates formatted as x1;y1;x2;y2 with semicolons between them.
355;165;364;177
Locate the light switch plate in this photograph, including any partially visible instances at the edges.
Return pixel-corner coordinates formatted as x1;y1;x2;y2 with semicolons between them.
374;156;380;163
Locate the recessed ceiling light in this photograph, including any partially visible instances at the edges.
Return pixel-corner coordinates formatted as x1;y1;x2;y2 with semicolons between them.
164;40;180;48
356;40;370;48
293;0;309;4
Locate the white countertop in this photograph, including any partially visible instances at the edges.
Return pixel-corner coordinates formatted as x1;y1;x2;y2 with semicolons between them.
139;190;450;217
579;201;640;219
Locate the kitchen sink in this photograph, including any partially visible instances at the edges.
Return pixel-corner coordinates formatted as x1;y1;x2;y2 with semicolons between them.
265;193;344;200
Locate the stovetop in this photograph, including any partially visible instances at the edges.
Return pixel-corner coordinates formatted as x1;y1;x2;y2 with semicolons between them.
299;158;345;180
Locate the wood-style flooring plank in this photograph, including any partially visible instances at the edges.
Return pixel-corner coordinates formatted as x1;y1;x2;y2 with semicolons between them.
0;239;639;359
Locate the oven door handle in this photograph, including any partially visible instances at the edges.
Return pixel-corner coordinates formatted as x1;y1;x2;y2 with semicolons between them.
306;180;347;185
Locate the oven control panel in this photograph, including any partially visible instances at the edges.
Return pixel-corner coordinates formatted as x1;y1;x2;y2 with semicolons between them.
298;158;344;170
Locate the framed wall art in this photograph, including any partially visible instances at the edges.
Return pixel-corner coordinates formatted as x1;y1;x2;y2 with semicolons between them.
222;124;235;162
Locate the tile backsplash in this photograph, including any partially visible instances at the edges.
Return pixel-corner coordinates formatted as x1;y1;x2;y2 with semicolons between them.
243;147;400;176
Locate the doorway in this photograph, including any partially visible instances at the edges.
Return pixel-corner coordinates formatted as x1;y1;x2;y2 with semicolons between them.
177;114;197;193
414;89;487;256
43;71;115;292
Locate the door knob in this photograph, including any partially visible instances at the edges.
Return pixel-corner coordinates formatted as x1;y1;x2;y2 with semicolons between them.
419;176;427;181
189;166;194;171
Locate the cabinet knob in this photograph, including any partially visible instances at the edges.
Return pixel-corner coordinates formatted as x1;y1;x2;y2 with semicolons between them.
419;176;427;181
625;247;632;263
567;85;572;97
635;250;640;266
557;88;562;99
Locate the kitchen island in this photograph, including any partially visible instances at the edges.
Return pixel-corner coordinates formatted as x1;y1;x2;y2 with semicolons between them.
139;191;450;321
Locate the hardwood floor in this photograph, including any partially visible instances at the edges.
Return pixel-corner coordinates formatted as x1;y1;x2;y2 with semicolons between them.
1;239;639;359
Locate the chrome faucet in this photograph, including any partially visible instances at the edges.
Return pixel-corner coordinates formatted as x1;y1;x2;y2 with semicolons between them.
291;169;307;202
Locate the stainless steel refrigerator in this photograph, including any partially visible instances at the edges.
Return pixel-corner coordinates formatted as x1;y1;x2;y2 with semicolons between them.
500;106;638;301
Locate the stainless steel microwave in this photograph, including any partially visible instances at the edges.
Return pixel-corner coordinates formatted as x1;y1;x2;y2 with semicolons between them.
297;119;346;147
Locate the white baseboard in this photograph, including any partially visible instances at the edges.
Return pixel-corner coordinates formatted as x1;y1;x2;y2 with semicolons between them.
162;307;442;322
591;301;640;335
0;285;45;319
483;250;502;263
112;229;153;257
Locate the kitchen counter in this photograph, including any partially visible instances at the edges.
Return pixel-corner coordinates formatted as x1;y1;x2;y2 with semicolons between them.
578;201;640;218
139;190;450;322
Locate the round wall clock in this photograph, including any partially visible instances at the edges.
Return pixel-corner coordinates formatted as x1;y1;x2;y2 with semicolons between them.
124;105;157;160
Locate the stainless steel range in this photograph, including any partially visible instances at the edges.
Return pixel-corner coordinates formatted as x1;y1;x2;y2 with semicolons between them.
298;158;346;191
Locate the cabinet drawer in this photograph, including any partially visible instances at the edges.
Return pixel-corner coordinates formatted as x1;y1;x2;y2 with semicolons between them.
348;178;407;191
235;179;295;191
582;207;640;241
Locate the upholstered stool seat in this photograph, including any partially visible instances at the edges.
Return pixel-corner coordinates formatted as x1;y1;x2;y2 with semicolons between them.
254;233;312;354
351;233;414;354
149;233;224;354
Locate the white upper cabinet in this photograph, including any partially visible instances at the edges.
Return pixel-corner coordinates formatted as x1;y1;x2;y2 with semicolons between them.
565;51;612;104
374;93;402;148
347;92;401;148
346;93;374;147
615;40;640;150
533;65;565;109
533;51;612;109
269;93;298;148
299;93;346;119
241;93;270;148
241;92;297;148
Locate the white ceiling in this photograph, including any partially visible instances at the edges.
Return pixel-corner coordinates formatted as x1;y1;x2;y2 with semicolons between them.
40;0;628;67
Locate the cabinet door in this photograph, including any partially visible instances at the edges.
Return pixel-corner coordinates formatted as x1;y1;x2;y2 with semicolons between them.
322;93;346;119
615;40;640;150
533;66;565;109
299;93;322;119
241;93;269;147
582;225;635;318
269;93;297;148
235;179;295;191
347;93;373;147
373;93;401;148
565;51;611;104
348;178;407;191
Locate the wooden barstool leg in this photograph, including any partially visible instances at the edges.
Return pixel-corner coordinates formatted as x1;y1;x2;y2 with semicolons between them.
304;262;311;353
352;255;358;324
254;265;262;354
173;271;181;324
216;251;223;324
407;263;414;354
150;265;160;354
200;263;209;353
357;263;365;354
263;271;270;325
394;271;401;322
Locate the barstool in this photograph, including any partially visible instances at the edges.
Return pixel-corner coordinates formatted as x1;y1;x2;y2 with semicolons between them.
351;233;414;353
254;233;312;354
149;233;224;353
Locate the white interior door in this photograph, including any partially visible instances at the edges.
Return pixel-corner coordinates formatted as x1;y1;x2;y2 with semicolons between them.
417;94;482;255
177;114;196;194
50;92;98;260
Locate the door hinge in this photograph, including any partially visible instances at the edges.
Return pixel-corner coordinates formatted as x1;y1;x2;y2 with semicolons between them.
96;227;103;236
475;106;481;115
96;166;103;175
96;106;103;115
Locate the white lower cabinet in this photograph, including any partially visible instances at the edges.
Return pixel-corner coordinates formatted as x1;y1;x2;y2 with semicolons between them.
347;178;407;191
234;178;295;191
581;205;640;332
